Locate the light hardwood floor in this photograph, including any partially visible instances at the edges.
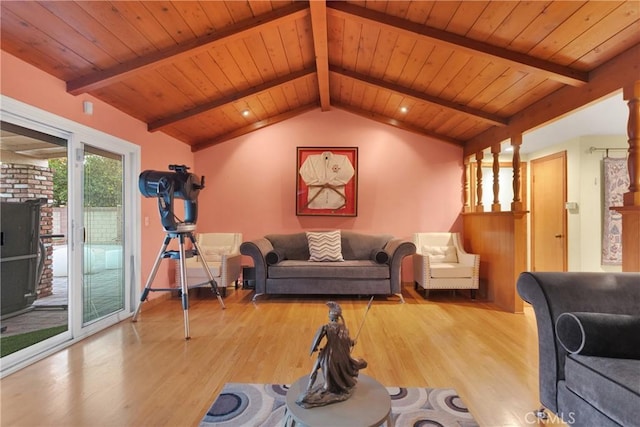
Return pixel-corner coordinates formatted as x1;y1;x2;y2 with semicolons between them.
1;284;565;426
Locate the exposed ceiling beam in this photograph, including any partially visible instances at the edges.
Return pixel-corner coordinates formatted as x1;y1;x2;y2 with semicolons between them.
309;0;331;111
330;65;508;127
67;2;310;95
148;67;316;131
464;44;640;156
333;102;463;147
192;103;319;152
327;2;589;87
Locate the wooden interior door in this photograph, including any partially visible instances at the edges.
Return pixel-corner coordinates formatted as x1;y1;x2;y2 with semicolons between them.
531;151;567;271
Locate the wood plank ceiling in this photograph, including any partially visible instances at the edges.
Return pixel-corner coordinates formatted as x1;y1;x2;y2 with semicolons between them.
1;1;639;153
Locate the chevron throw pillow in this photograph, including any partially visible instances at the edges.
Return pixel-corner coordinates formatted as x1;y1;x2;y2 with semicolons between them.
306;230;344;262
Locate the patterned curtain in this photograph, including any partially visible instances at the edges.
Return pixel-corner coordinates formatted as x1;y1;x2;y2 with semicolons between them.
602;157;628;265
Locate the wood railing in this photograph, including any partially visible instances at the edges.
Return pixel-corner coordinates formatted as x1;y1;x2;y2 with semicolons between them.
462;136;528;313
462;80;640;312
614;82;640;271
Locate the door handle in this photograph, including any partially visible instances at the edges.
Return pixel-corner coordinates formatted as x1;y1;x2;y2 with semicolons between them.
554;234;562;238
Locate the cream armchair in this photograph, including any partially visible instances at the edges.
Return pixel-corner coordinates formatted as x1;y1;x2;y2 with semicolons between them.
412;232;480;299
177;233;243;297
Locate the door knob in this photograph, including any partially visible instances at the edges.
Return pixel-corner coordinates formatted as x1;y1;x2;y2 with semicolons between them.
555;234;562;238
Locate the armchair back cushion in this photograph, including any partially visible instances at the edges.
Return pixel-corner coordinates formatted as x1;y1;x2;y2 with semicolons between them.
198;232;241;255
422;245;458;263
414;232;457;256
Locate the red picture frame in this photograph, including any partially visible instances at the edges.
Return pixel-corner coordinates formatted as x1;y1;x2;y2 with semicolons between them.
296;147;358;216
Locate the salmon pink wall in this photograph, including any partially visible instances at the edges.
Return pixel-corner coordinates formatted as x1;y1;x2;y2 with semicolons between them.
1;51;192;292
194;109;464;281
2;50;464;286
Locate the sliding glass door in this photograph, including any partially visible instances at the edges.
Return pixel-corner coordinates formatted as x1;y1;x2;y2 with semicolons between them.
0;121;71;360
82;147;125;324
1;97;140;376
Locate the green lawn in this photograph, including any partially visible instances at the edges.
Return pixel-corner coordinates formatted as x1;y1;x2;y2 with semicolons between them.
1;325;68;357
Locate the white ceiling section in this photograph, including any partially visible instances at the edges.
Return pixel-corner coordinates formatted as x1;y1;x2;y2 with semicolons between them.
521;92;628;154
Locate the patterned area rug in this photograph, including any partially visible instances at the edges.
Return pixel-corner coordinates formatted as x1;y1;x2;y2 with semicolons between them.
200;383;478;427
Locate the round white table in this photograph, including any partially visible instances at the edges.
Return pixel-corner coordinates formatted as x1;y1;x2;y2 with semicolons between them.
284;374;391;427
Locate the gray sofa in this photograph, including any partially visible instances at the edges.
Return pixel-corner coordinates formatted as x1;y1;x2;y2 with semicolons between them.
240;231;415;302
517;272;640;426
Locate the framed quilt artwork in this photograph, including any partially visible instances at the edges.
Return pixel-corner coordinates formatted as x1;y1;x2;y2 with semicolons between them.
602;156;628;265
296;147;358;216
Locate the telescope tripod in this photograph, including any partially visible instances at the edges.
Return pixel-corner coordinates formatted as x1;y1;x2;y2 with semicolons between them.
132;229;225;339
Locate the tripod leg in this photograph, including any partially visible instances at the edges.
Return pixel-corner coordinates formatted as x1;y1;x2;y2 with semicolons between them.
178;234;191;340
191;236;226;309
132;235;171;321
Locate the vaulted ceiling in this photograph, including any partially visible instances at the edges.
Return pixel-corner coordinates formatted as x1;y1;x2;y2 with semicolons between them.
1;1;639;154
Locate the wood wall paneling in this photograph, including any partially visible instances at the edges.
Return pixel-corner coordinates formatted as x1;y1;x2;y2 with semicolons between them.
463;211;527;313
618;207;640;272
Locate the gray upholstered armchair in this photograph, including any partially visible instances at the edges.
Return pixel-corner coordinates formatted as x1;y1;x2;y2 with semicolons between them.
517;272;640;426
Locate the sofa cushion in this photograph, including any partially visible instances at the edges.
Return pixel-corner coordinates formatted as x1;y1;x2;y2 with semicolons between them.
307;230;344;262
564;354;640;427
266;232;309;260
265;231;392;261
341;231;392;260
556;312;640;359
268;260;389;280
430;263;473;278
423;245;457;263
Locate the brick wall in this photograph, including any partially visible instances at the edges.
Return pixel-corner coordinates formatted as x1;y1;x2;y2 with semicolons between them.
0;163;54;298
53;206;122;245
1;163;124;300
84;206;123;244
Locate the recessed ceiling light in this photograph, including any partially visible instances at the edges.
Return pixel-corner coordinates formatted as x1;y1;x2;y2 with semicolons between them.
400;106;408;114
242;109;250;117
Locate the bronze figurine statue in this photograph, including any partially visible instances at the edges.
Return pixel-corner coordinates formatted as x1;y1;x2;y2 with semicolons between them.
296;301;368;408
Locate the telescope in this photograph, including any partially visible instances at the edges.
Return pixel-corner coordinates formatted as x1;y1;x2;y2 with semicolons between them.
139;164;204;232
134;164;224;337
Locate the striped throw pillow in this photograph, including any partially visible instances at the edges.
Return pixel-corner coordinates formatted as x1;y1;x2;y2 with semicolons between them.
306;230;344;262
